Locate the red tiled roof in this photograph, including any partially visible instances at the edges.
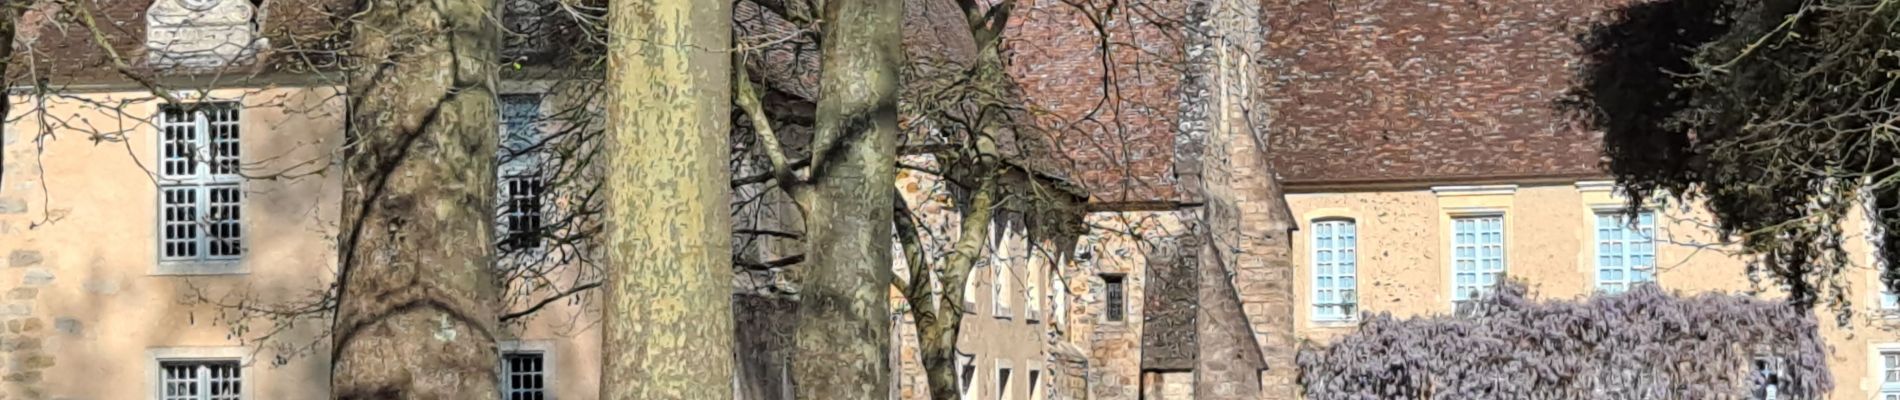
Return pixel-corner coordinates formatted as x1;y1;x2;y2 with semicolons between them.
1004;0;1190;204
1263;0;1634;186
12;0;352;83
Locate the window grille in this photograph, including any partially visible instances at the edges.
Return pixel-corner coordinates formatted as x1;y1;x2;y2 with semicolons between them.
158;103;243;264
1452;215;1506;303
159;360;241;400
1103;275;1125;322
1595;211;1657;293
497;94;545;252
502;352;547;400
1311;219;1358;320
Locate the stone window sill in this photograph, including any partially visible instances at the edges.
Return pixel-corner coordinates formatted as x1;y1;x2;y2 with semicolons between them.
153;260;247;276
1310;319;1360;329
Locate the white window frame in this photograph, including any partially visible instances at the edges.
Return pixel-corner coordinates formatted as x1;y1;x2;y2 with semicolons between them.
1025;249;1046;323
148;347;250;400
1310;219;1358;322
992;218;1016;319
499;340;557;400
1027;368;1044;400
154;102;246;275
995;359;1013;400
1874;344;1900;400
497;93;549;258
1868;192;1898;316
1593;208;1658;293
1450;213;1506;305
957;353;978;400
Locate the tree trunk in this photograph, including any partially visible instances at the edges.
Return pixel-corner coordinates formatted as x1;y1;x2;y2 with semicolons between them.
599;0;736;398
331;0;503;398
0;1;21;192
792;0;902;396
915;174;998;400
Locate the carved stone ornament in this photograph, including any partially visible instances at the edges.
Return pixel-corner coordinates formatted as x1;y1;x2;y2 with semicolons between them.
146;0;267;69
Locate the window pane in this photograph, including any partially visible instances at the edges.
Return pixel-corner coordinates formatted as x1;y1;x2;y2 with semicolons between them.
1596;211;1657;292
160;360;239;400
1311;220;1358;321
1452;216;1504;301
503;352;548;400
206;186;243;258
161;187;200;260
206;104;241;178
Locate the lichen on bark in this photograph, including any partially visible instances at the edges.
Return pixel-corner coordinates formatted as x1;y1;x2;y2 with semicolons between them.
332;0;505;398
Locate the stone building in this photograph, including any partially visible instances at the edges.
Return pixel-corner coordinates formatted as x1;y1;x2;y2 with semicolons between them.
1263;1;1900;400
19;1;1900;400
0;1;606;399
0;0;1304;399
972;0;1303;399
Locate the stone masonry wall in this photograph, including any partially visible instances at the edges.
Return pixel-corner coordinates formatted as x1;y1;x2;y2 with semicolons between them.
1;125;54;400
1196;0;1300;397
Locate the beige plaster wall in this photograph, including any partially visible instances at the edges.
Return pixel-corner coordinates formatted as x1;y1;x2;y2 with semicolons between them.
0;86;600;400
1285;182;1899;399
891;164;1057;400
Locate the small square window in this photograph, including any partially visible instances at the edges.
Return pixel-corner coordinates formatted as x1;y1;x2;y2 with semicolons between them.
502;352;548;400
1752;356;1785;400
158;360;242;400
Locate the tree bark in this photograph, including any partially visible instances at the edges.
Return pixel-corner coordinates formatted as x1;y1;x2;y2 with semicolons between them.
0;1;21;192
599;0;736;398
914;174;998;400
792;0;902;396
332;0;503;398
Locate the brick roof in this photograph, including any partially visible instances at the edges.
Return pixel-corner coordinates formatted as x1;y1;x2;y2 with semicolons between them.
1263;0;1633;186
12;0;352;83
1004;0;1190;204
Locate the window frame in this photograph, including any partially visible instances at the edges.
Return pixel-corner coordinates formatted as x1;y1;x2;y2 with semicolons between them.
991;217;1016;319
1310;218;1359;322
148;347;249;400
1867;192;1899;317
1449;213;1507;306
153;102;246;276
995;360;1013;400
1593;208;1658;293
499;340;557;400
1027;368;1044;400
1101;273;1126;323
496;92;550;259
1751;355;1787;400
957;352;978;400
1881;348;1900;399
1024;249;1047;323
